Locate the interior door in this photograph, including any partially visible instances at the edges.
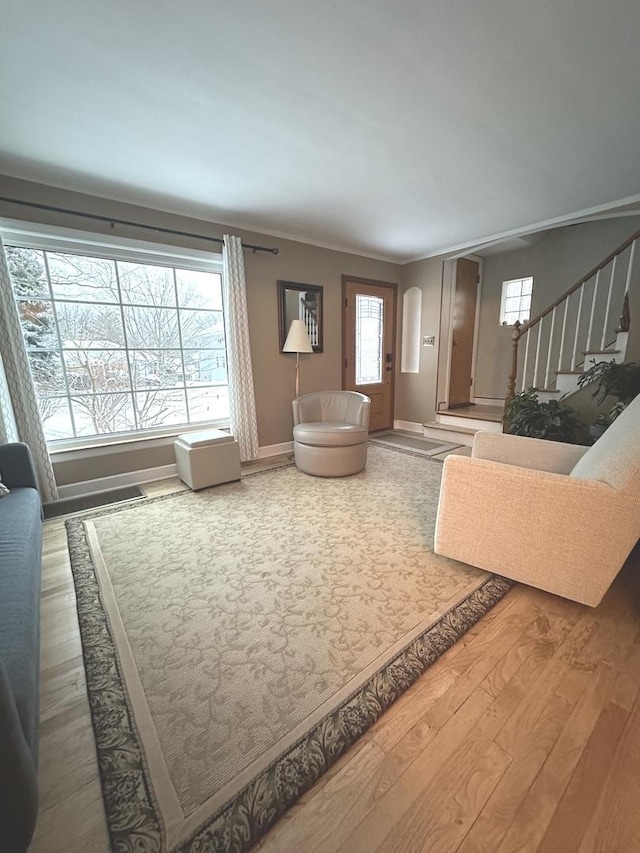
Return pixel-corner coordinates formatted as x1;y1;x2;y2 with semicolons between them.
448;258;479;408
343;278;396;432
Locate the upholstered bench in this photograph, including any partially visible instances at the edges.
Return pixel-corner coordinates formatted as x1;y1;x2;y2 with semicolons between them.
174;429;240;490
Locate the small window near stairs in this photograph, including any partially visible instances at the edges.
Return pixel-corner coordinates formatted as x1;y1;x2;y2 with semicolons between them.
500;276;533;325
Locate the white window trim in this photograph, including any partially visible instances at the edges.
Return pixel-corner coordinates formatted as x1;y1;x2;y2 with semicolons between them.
2;220;229;452
499;276;533;326
0;218;223;271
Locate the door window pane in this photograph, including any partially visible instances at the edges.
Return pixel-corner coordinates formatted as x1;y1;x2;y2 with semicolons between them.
355;294;384;385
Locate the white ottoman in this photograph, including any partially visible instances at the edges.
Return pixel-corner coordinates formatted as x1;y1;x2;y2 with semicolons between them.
174;429;240;490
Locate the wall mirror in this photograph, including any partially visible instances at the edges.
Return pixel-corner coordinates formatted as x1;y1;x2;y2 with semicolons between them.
278;280;324;353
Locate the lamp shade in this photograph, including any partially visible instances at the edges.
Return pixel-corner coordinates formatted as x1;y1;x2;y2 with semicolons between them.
283;319;313;353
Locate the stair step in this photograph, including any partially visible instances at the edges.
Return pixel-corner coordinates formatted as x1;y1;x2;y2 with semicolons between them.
534;388;561;394
556;370;583;375
423;421;479;447
583;349;620;355
438;407;503;423
424;421;476;435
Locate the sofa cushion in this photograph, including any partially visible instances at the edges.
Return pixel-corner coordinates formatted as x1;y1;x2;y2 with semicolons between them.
0;487;43;758
570;393;640;497
294;421;368;447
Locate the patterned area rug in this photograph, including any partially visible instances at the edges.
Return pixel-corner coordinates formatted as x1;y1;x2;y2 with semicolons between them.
66;444;511;852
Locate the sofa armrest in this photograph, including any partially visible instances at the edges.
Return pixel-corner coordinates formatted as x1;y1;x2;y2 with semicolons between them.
435;455;640;606
472;431;589;474
0;443;39;491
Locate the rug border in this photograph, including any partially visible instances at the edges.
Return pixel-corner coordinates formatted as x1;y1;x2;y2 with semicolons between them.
66;452;513;853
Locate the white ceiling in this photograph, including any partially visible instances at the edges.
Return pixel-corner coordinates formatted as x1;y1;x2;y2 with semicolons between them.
2;0;640;262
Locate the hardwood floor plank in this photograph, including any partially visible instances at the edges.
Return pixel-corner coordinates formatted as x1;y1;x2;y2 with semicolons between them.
261;739;400;853
335;687;496;853
495;662;618;853
538;699;629;853
577;675;640;853
457;691;575;853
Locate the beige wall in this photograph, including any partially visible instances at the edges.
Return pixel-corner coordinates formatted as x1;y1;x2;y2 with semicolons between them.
394;255;446;426
0;175;400;485
475;217;640;399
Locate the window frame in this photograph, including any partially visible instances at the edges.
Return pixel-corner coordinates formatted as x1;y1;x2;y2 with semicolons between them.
499;276;533;326
1;220;229;450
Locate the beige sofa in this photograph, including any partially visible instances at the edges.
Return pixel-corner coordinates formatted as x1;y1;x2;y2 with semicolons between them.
434;393;640;607
292;391;371;476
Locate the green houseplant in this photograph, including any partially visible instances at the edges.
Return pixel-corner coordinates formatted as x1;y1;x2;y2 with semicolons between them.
577;360;640;438
505;389;584;443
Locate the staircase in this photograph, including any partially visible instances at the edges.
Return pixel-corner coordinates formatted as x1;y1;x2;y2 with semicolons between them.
424;226;638;446
506;228;637;407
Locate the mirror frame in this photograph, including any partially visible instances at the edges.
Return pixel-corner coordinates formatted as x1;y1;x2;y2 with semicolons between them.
277;280;324;353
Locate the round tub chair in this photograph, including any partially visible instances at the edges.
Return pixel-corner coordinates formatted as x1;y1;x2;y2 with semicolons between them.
292;391;371;477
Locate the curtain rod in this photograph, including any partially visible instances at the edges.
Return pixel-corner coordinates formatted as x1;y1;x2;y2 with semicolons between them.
0;196;280;255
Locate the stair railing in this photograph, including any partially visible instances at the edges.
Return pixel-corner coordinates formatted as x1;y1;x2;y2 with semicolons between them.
506;227;639;404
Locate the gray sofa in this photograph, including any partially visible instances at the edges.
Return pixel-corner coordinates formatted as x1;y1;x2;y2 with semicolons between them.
0;443;43;851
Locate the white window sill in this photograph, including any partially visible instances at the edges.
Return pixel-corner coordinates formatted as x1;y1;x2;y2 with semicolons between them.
49;421;231;461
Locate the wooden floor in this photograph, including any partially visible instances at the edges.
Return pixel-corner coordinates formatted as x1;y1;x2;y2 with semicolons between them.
30;471;640;853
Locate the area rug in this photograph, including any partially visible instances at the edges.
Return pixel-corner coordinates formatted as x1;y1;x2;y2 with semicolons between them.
369;431;463;459
66;444;512;852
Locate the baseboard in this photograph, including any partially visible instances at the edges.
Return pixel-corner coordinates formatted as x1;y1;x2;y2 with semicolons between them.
393;420;424;433
257;441;294;459
52;443;294;501
53;464;179;502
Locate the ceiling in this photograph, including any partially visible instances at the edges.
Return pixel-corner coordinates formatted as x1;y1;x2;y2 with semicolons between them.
2;0;640;263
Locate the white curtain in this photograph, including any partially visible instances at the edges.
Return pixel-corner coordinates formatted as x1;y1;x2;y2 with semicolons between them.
222;235;259;461
0;237;58;501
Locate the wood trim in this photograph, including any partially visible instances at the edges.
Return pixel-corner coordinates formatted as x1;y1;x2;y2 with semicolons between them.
341;276;398;428
516;226;640;340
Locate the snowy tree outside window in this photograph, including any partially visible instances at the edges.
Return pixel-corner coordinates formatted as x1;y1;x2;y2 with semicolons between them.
7;245;229;441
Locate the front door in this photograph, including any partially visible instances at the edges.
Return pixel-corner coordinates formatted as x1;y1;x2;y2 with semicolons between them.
343;277;396;432
448;258;479;408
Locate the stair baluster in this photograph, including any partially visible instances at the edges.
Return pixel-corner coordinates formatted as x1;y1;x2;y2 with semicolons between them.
506;320;521;404
532;316;543;389
601;255;617;350
571;282;585;370
521;327;531;392
557;299;569;372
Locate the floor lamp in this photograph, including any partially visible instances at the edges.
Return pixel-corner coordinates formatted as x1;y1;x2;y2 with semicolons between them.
283;319;313;398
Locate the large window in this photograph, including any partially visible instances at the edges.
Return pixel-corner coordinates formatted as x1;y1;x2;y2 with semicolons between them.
7;243;228;442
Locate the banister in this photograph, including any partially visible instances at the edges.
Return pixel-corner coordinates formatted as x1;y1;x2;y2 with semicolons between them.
513;226;640;341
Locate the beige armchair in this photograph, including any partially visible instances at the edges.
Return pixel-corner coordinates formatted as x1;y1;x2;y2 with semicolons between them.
434;394;640;607
292;391;371;477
